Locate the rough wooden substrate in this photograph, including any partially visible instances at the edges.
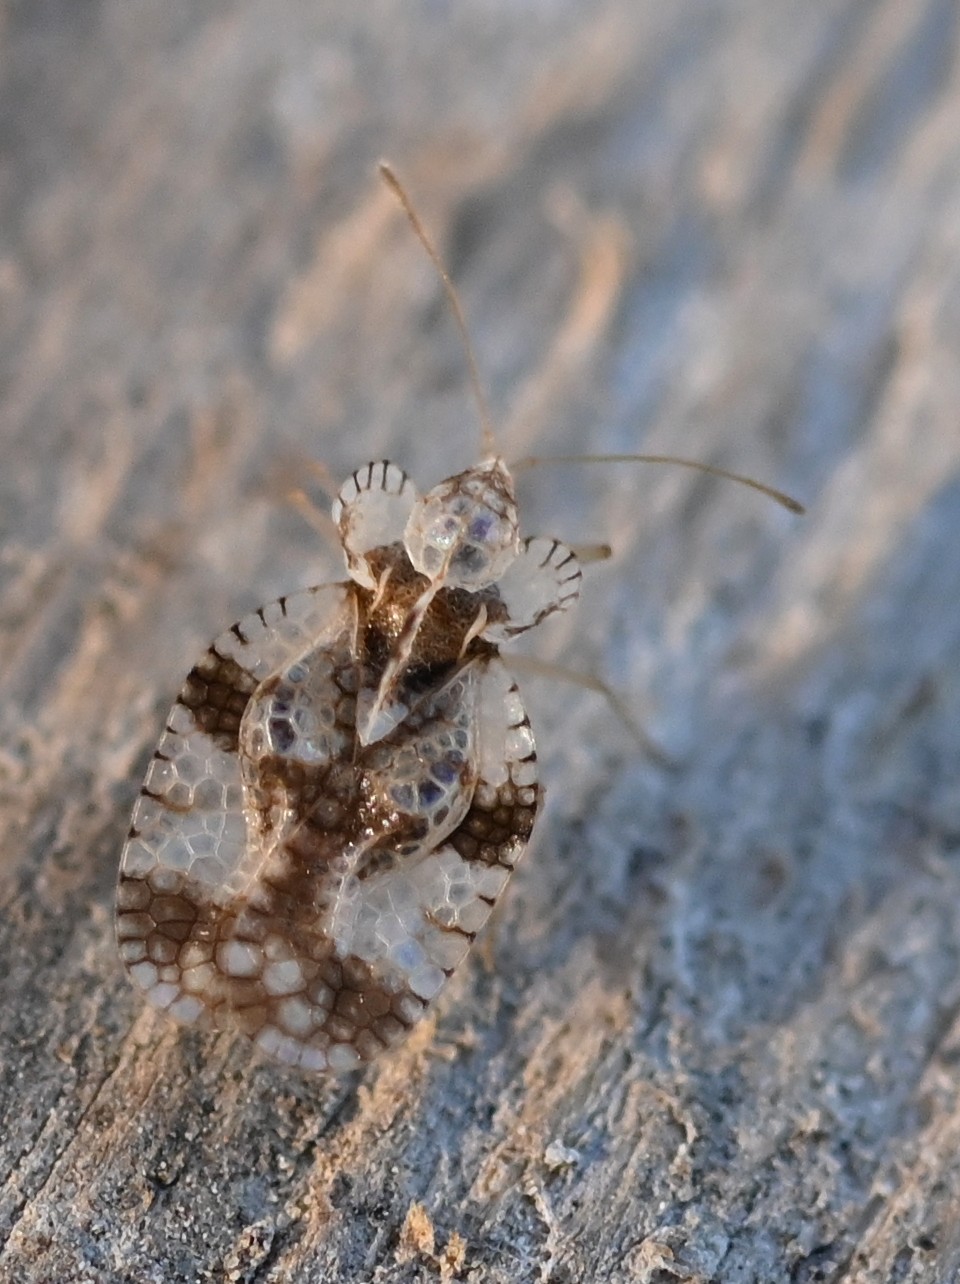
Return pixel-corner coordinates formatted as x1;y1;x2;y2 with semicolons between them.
1;1;960;1281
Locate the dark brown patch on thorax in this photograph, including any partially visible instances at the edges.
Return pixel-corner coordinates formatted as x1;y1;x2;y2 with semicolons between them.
358;543;506;685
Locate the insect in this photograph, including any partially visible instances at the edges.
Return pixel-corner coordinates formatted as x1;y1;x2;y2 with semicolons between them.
116;165;802;1073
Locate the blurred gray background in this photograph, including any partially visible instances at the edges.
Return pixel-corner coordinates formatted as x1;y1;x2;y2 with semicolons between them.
2;2;960;1281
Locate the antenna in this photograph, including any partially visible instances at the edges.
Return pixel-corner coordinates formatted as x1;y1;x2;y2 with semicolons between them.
379;162;499;459
511;452;805;514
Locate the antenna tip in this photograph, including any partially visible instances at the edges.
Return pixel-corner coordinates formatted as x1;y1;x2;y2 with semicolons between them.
378;160;400;192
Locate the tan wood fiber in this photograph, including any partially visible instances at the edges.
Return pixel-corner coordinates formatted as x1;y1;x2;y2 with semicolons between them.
1;2;960;1281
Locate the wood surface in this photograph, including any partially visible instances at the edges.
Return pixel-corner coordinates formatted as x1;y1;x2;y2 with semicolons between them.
2;2;960;1281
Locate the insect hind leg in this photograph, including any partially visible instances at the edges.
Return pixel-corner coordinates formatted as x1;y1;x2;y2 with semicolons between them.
507;654;679;771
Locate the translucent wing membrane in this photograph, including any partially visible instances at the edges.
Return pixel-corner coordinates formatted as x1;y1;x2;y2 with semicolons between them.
117;573;539;1072
119;586;350;889
117;585;352;1003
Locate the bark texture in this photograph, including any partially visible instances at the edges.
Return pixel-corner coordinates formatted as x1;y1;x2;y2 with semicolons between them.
2;2;960;1281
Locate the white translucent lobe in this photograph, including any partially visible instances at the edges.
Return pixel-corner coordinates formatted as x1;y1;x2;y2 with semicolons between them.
482;536;582;641
404;457;520;589
333;461;416;588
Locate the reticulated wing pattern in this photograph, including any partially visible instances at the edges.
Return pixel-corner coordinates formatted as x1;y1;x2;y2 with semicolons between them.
118;610;539;1072
116;584;354;1025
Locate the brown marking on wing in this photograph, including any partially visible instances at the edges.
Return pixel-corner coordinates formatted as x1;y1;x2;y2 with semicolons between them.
450;701;539;869
449;784;538;867
177;645;260;752
424;908;478;943
118;865;425;1063
139;784;193;815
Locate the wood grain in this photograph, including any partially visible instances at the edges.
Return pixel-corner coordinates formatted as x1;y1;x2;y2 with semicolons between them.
2;1;960;1280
